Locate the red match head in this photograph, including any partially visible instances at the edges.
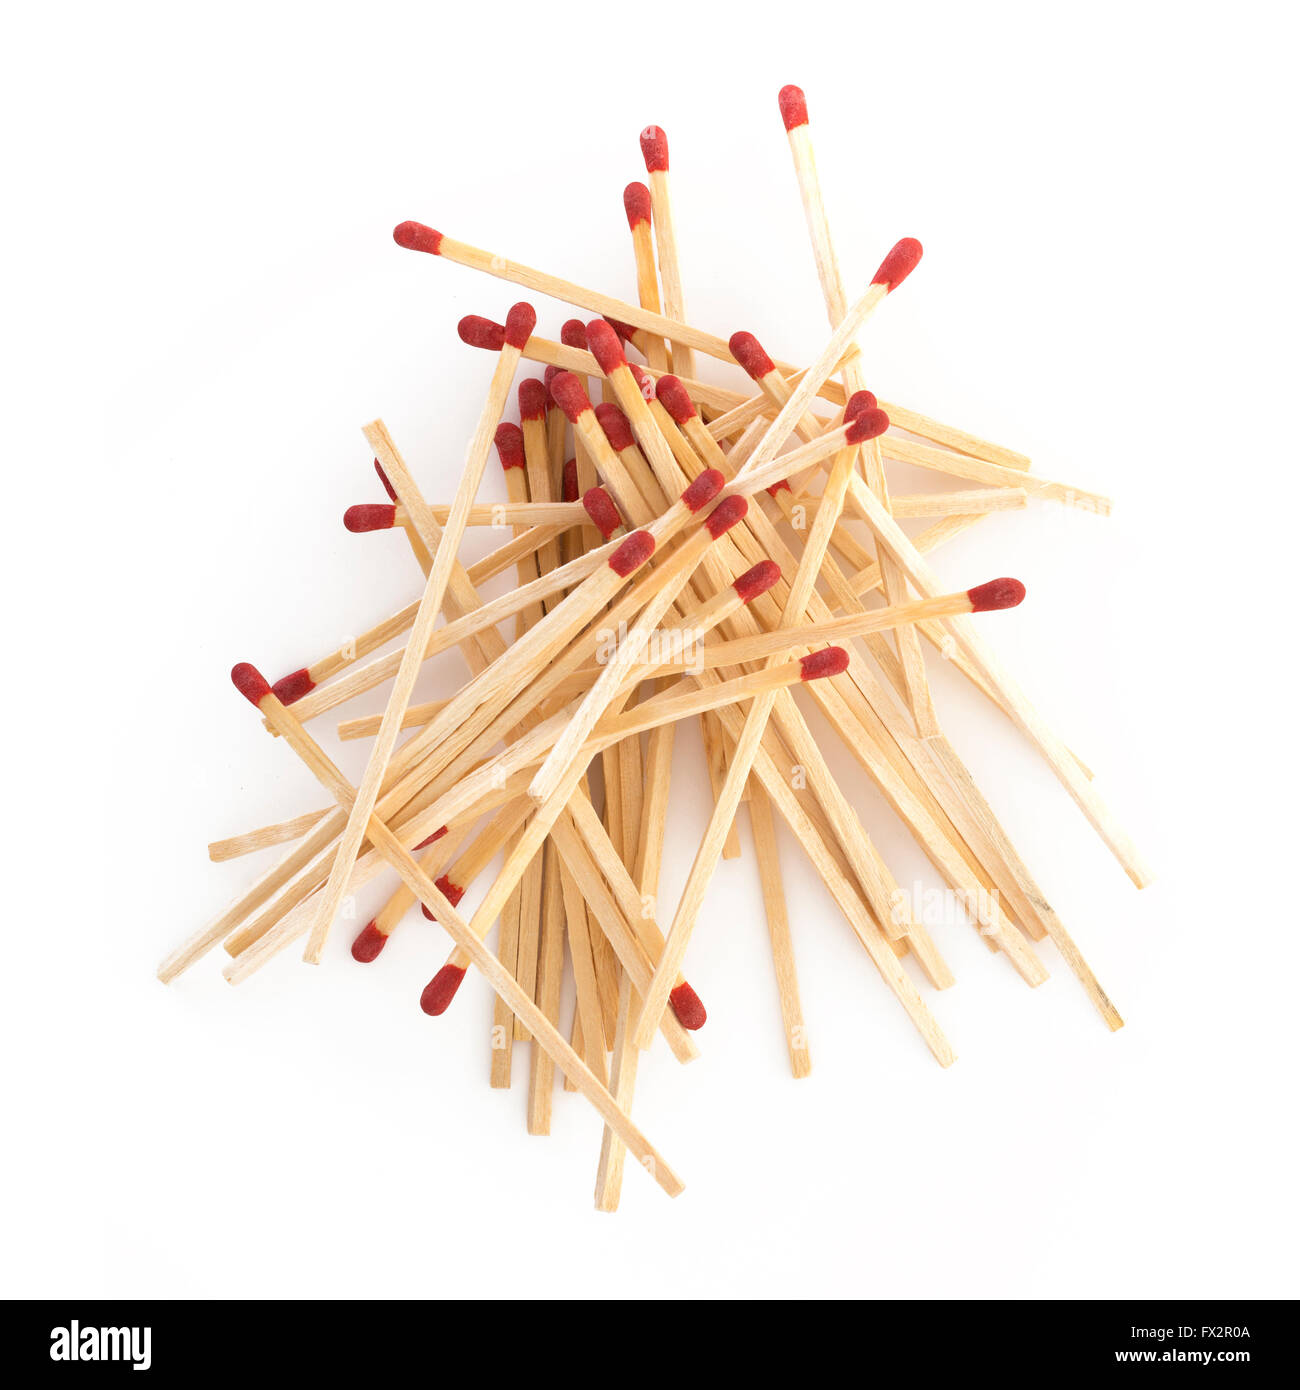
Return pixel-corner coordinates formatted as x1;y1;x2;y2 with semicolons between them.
639;125;669;172
518;378;547;421
458;315;506;351
420;963;467;1016
778;84;809;131
231;662;272;706
624;181;652;229
561;458;579;502
560;319;588;350
846;407;891;444
586;319;627;375
272;668;316;704
967;577;1026;612
374;458;398;501
494;422;525;470
729;331;775;381
844;389;878;419
548;371;592;423
681;468;725;512
393;221;443;255
669;981;707;1030
606;318;639;344
654;375;696;425
871;237;923;292
627;361;656;400
583;486;624;540
504;302;536;349
413;825;449;851
608;530;655;577
734;559;781;603
704;494;748;539
344;502;397;532
351;921;388;963
799;647;850;681
766;480;791;498
421;874;465;921
594;402;635;453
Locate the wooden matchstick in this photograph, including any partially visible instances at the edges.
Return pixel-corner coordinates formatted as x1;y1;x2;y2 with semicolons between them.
638;126;694;381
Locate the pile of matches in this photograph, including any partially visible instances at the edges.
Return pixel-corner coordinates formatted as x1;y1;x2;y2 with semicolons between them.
159;86;1149;1208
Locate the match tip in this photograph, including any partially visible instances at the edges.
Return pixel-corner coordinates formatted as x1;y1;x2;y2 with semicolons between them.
729;330;775;381
669;981;707;1030
871;237;924;292
420;963;467;1016
504;302;536;349
421;874;465;921
734;559;782;603
705;494;748;539
583;486;624;539
639;125;669;172
846;407;890;444
623;181;652;229
606;317;639;344
562;458;579;502
548;371;591;423
586;319;627;375
654;375;696;425
494;422;526;470
844;389;878;419
799;647;850;681
271;668;316;705
458;314;506;351
374;458;398;501
608;530;655;577
393;220;443;255
778;84;809;131
518;377;547;421
231;662;272;706
967;577;1026;612
681;468;725;513
413;825;449;851
766;479;792;497
560;319;588;350
351;921;388;964
344;502;397;532
594;402;635;454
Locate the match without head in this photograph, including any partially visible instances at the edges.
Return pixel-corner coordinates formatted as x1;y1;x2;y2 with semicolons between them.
681;468;726;512
871;237;924;292
518;378;547;420
729;330;775;381
494;422;526;470
458;315;506;351
654;375;695;424
734;559;782;603
231;662;272;706
778;84;809;131
504;302;537;348
421;963;467;1016
669;981;707;1030
967;577;1027;612
705;495;748;538
421;875;465;922
374;459;398;501
272;669;316;704
560;319;588;350
846;408;891;444
609;530;655;577
344;503;397;532
583;487;623;540
548;371;592;423
624;181;652;229
799;647;850;681
639;125;669;172
351;921;388;963
586;319;626;375
594;402;635;453
393;221;444;255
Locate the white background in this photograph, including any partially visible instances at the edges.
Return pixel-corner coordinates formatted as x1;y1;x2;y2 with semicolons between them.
3;1;1297;1300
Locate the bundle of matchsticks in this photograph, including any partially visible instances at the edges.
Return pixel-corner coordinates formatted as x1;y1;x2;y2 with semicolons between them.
159;87;1148;1208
